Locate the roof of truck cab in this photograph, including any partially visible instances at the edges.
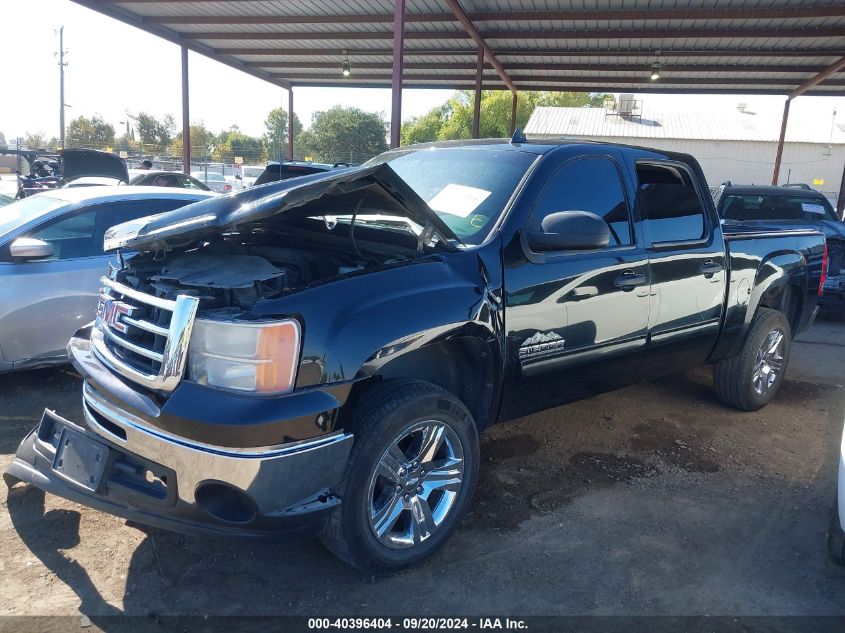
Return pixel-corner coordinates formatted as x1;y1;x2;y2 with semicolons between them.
721;185;829;198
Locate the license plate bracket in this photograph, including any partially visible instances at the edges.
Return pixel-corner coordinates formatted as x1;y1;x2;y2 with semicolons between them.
53;428;109;492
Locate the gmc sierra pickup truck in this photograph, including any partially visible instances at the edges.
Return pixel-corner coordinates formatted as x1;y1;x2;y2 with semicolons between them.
6;138;827;573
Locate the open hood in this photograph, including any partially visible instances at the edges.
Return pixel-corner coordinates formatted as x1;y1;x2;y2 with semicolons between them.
61;148;129;183
104;163;460;251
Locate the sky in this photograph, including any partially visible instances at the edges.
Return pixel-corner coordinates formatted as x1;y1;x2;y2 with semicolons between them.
1;0;844;143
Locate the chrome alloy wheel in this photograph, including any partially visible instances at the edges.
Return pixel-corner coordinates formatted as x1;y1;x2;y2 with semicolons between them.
752;328;785;396
367;420;464;550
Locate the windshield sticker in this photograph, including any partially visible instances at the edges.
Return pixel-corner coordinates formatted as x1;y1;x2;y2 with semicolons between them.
428;184;491;218
801;203;826;215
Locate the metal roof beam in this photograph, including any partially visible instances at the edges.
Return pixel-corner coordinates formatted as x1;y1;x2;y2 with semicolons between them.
139;7;845;23
247;61;834;74
215;47;845;59
789;55;845;98
273;73;845;87
444;0;516;94
185;27;845;41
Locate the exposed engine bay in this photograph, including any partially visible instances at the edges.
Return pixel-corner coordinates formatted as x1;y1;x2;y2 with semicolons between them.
118;213;432;312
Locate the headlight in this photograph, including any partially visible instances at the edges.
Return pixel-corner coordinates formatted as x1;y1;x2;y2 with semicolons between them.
188;318;300;394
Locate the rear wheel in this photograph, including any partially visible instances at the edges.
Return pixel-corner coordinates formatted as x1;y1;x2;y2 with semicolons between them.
714;307;791;411
320;380;479;573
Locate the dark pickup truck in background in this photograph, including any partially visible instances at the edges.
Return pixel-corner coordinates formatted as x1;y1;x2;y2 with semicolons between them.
6;138;826;573
714;183;844;320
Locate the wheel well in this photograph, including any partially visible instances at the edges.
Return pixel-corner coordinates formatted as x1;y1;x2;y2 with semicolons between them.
758;282;802;335
340;338;497;431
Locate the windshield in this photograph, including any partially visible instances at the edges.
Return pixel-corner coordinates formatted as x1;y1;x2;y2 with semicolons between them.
374;147;537;245
0;195;66;238
721;193;840;222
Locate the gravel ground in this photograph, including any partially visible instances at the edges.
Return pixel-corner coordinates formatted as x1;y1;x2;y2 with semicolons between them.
1;320;844;623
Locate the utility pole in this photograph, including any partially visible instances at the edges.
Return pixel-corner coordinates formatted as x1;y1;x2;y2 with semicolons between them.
57;26;67;149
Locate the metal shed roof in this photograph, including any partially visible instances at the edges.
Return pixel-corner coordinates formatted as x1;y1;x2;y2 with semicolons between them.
73;0;845;95
524;106;845;144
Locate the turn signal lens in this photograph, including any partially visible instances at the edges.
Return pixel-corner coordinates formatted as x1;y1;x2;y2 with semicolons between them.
188;319;300;394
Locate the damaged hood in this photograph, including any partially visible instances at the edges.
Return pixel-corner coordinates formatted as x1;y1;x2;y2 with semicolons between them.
104;164;459;251
61;148;129;182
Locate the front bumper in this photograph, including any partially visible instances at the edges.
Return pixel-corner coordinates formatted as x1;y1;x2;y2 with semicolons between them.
5;335;354;540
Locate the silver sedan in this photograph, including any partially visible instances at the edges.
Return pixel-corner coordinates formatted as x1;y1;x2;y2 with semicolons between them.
0;186;214;372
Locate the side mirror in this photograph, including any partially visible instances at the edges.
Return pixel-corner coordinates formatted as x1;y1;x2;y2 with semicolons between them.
235;174;242;180
10;237;55;259
527;211;610;252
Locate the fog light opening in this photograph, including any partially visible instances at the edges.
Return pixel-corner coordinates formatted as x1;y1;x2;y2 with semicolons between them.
195;481;257;524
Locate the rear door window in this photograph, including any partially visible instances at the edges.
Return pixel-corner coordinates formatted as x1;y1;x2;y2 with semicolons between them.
637;163;707;244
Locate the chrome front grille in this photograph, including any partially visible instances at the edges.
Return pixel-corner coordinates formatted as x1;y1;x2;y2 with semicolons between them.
92;276;199;392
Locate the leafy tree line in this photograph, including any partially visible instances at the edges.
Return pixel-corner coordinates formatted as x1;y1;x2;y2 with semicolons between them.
401;90;609;145
19;89;607;164
60;107;390;165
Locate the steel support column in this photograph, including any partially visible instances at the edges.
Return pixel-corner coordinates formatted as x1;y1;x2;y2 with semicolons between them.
390;0;406;149
181;46;190;174
837;159;845;217
472;48;484;138
288;88;294;160
771;99;790;185
510;92;518;135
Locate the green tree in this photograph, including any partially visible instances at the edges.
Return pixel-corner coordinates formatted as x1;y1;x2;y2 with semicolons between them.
401;90;609;144
66;115;116;148
264;107;303;163
298;106;388;164
170;123;216;159
132;112;176;153
213;126;266;163
23;131;46;150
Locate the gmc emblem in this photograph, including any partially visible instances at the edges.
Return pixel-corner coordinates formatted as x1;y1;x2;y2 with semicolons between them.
97;297;135;334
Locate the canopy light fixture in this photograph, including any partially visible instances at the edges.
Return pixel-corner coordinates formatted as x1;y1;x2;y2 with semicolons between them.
650;62;662;81
342;50;351;77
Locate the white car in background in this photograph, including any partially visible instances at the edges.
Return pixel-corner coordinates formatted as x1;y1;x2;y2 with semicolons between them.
239;165;265;189
191;171;233;194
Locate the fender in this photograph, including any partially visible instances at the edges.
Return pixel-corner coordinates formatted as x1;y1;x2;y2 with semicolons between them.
710;247;807;362
250;245;504;428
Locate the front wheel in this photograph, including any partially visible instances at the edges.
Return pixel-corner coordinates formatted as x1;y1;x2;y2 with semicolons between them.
320;380;479;573
713;307;791;411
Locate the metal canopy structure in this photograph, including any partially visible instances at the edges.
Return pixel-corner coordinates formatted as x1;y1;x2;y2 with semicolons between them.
75;1;845;94
73;0;845;207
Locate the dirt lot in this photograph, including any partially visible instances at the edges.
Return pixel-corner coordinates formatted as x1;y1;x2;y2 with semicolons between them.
2;321;845;620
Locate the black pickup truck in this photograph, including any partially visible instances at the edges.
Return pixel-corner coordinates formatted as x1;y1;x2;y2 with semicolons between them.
6;138;826;573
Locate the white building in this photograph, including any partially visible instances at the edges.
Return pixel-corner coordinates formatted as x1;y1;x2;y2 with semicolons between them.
524;102;844;204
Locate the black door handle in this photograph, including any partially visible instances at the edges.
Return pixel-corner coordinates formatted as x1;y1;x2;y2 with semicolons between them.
614;271;648;291
699;260;723;277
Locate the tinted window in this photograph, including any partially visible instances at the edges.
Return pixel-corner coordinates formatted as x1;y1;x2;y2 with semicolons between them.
254;165;329;186
720;194;838;222
24;198;204;260
637;163;706;243
530;157;632;247
27;210;98;259
387;148;537;245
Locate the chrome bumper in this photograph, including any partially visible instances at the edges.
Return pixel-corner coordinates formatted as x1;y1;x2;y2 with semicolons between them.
81;379;353;515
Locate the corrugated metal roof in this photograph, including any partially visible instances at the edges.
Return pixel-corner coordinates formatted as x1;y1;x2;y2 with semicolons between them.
524;106;845;144
72;0;845;94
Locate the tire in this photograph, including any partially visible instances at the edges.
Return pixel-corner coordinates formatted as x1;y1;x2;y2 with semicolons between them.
319;379;479;573
713;307;791;411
